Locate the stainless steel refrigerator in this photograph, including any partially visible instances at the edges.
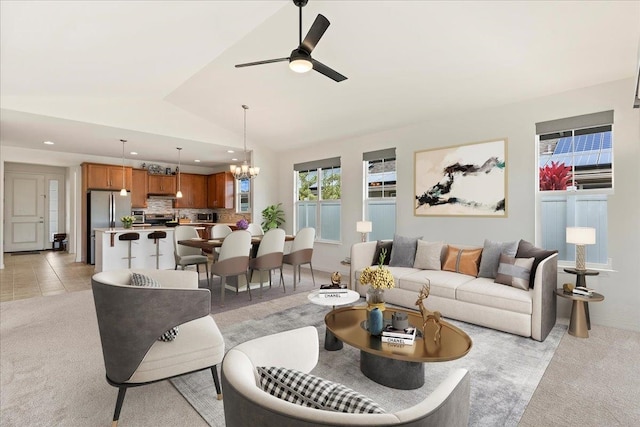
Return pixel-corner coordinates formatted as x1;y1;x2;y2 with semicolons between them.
87;190;132;264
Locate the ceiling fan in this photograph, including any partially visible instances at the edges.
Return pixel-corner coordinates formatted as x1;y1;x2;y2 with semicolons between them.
235;0;347;82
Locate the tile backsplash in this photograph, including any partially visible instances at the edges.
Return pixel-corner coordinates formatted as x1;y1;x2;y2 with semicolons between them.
142;199;251;224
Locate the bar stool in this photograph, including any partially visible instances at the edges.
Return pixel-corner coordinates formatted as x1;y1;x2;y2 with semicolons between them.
147;231;167;269
119;232;140;268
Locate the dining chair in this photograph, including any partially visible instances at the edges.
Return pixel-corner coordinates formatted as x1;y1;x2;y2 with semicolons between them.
210;230;252;306
173;225;210;287
247;223;264;237
283;227;316;289
249;228;286;298
211;224;233;261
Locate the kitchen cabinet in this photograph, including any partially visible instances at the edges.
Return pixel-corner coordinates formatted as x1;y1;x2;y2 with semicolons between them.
131;169;148;208
148;174;176;195
174;173;208;208
84;163;132;191
207;172;234;209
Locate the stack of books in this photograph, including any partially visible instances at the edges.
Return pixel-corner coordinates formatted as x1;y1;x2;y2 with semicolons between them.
572;286;594;297
381;324;417;345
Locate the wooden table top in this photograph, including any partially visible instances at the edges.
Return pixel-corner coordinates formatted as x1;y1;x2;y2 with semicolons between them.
178;234;294;250
325;306;472;363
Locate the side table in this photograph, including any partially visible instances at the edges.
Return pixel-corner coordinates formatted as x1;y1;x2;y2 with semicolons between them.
563;267;599;288
308;289;361;351
555;289;604;338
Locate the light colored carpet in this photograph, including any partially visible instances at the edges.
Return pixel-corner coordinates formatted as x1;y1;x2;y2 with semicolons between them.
172;303;565;427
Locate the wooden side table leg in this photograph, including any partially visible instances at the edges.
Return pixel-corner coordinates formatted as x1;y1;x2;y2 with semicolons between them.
569;300;589;338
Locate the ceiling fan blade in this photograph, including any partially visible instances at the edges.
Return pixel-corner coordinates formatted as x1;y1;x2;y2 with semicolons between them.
235;57;289;68
300;14;330;54
311;58;347;82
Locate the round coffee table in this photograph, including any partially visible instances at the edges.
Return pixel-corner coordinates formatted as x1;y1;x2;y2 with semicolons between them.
308;289;361;351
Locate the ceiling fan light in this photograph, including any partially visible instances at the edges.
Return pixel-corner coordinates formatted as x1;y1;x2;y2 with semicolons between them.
290;58;312;73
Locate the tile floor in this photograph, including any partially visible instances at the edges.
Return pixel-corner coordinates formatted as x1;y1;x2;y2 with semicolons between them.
0;251;95;302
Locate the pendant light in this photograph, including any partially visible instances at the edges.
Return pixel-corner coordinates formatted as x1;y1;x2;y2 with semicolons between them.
119;139;127;196
230;105;260;180
176;147;183;198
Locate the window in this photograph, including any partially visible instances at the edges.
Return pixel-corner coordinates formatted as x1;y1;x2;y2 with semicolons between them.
364;148;396;241
237;178;251;213
48;179;59;242
536;111;613;268
294;157;341;242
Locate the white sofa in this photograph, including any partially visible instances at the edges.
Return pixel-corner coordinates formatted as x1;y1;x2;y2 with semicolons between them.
221;326;470;427
350;241;558;341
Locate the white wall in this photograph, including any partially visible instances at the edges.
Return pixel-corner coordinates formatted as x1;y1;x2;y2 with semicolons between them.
277;78;640;332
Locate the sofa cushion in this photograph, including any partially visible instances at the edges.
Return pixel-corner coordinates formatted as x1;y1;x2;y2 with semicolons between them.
371;240;392;266
495;254;535;290
389;235;421;267
399;270;476;299
130;272;179;342
442;246;482;277
456;278;532;315
477;239;519;279
256;367;385;414
413;240;444;270
516;240;558;288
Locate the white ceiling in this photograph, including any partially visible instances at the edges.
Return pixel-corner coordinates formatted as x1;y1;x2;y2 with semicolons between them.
1;0;639;167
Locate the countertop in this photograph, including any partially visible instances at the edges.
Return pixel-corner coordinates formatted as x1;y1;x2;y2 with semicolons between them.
94;226;180;233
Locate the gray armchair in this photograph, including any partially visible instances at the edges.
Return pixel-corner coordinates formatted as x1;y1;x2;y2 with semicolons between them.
91;269;224;426
221;326;470;426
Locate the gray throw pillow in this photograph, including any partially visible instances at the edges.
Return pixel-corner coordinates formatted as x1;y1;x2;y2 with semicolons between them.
130;273;179;342
516;240;558;288
478;239;519;279
494;254;535;290
389;235;421;268
413;240;444;270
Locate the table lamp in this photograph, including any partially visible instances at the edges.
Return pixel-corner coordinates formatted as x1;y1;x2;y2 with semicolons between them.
566;227;596;271
356;221;372;242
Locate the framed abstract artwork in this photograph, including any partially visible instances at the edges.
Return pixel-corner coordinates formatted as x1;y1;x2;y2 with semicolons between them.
414;139;507;217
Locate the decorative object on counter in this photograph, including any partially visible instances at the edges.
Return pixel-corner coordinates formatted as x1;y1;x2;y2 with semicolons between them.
359;248;394;311
562;282;575;293
331;271;342;285
368;307;383;336
236;218;249;230
415;282;442;343
356;220;372;242
165;167;172;175
391;311;409;331
119;139;128;196
120;215;136;229
566;227;596;271
261;203;285;231
230;104;260;180
175;147;183;198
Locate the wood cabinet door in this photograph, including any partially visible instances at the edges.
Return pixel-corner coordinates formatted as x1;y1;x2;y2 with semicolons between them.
148;175;176;195
192;174;208;208
85;163;131;190
174;173;193;208
207;174;217;208
216;172;235;209
131;169;148;208
108;166;132;191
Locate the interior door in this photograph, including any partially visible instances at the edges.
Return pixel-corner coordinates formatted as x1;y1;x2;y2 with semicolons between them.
4;172;46;252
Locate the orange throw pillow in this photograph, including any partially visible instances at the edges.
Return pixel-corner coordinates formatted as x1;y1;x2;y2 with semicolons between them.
442;246;483;277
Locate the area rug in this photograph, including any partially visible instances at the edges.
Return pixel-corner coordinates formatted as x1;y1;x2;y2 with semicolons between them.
171;304;566;426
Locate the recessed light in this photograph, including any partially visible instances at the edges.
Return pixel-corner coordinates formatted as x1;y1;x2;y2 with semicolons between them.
227;150;235;153
231;158;238;161
43;141;54;145
194;159;201;163
130;151;138;155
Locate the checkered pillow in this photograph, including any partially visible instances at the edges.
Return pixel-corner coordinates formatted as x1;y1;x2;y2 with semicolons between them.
256;367;385;414
130;273;179;342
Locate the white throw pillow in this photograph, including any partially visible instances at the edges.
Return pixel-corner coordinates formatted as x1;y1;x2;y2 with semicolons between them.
413;240;444;270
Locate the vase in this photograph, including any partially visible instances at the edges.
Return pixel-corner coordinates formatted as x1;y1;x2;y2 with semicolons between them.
368;307;384;336
123;223;132;229
366;287;385;311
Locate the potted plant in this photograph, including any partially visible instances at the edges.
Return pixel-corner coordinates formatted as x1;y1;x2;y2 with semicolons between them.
261;203;285;231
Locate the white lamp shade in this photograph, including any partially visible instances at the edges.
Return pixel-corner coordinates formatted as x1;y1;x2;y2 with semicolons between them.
566;227;596;245
356;221;372;233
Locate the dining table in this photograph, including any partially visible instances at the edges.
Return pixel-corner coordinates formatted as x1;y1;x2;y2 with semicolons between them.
177;234;295;292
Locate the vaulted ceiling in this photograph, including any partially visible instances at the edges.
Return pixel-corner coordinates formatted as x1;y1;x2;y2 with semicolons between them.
1;1;638;167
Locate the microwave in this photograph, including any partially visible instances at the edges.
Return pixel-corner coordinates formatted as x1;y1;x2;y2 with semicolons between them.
197;213;218;222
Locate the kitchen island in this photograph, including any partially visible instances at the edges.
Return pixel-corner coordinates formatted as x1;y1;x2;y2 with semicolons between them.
94;227;179;272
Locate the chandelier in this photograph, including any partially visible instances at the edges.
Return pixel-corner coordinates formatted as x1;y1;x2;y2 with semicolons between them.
230;105;259;180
